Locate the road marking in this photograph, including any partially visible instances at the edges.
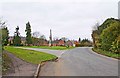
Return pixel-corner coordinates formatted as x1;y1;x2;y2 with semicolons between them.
59;51;66;57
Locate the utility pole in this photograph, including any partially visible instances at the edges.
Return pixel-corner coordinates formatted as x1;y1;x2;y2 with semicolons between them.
49;29;52;47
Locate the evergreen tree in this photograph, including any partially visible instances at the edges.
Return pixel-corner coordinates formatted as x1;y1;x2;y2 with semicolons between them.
25;22;32;45
78;37;81;43
13;26;21;46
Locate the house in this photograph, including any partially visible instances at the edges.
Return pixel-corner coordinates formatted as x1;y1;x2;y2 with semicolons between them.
39;39;49;46
8;36;14;45
21;37;26;45
32;37;49;46
52;39;65;46
52;39;74;47
73;40;80;47
66;40;73;47
8;36;26;45
52;39;59;46
58;39;65;46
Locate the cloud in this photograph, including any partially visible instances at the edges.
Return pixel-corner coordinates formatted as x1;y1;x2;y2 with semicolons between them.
0;0;119;3
1;1;119;40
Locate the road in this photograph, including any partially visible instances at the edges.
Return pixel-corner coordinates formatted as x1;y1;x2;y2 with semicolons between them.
38;47;118;76
17;47;66;57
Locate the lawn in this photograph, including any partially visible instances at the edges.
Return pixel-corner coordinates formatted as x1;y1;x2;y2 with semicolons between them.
23;46;75;50
4;46;57;64
92;48;119;59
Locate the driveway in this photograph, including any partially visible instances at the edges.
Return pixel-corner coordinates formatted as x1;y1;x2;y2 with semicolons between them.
39;47;118;76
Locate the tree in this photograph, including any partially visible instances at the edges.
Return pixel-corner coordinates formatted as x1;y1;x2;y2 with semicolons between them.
91;22;100;48
92;22;99;31
98;18;117;34
39;35;46;46
80;38;92;47
32;31;47;46
53;36;59;41
32;31;40;46
92;18;120;54
91;30;100;48
60;37;68;42
0;20;9;46
78;37;81;43
39;35;46;40
25;22;32;46
32;31;41;38
100;20;120;51
92;18;120;49
13;26;21;46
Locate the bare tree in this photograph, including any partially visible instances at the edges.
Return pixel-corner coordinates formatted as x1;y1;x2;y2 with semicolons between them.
32;31;41;38
39;35;46;46
61;37;69;42
92;22;99;31
53;36;59;41
39;35;46;40
0;19;7;29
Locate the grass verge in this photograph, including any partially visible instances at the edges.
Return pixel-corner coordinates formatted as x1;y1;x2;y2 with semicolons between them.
4;46;57;64
23;46;75;50
2;51;13;75
92;48;119;59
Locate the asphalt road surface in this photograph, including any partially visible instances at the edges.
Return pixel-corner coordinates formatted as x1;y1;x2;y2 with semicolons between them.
39;47;118;76
17;47;66;57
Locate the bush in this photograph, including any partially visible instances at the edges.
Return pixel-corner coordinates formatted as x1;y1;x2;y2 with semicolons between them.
75;43;81;47
100;21;120;52
110;36;120;54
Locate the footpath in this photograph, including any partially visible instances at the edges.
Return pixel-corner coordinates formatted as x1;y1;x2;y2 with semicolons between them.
3;51;38;76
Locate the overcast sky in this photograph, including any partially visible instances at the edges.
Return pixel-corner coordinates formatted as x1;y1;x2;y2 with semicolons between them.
0;0;119;40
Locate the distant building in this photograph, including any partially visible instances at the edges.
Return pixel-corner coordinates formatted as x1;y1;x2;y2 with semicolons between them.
8;36;14;45
39;39;49;46
74;41;79;45
66;40;73;47
52;39;75;47
58;39;65;46
52;39;59;46
52;39;65;46
21;37;26;45
9;36;49;46
8;36;26;45
8;35;78;47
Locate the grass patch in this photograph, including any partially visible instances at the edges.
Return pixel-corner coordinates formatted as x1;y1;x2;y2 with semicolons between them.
4;46;57;64
23;46;75;50
92;48;119;59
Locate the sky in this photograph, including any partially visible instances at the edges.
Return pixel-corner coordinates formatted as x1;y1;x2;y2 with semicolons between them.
0;0;119;41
